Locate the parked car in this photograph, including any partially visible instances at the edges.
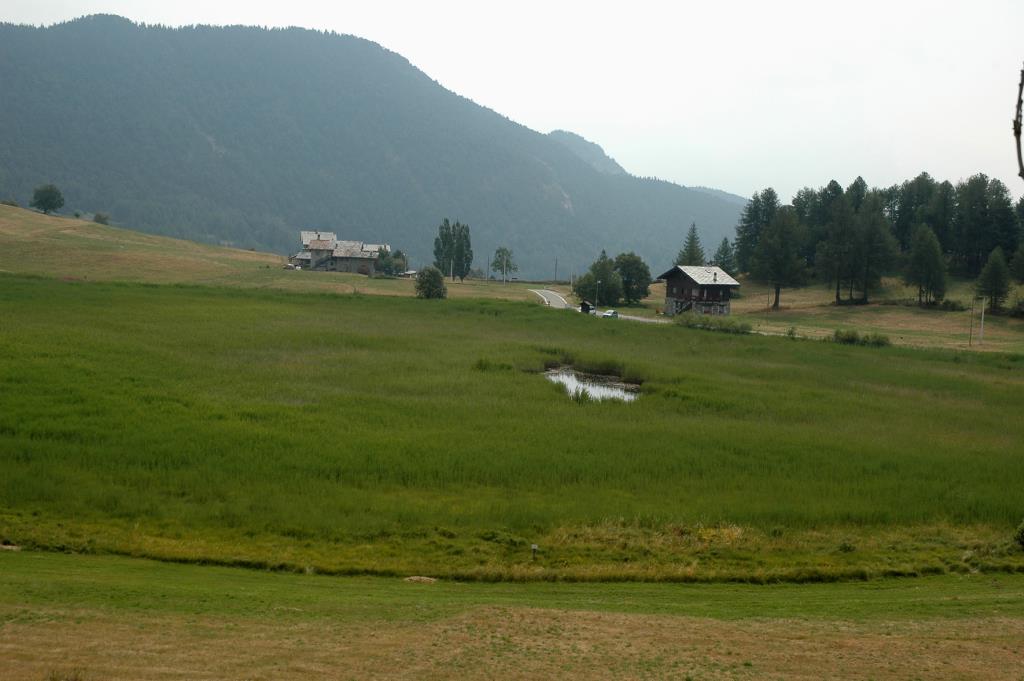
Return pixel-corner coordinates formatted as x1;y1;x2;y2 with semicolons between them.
601;310;618;318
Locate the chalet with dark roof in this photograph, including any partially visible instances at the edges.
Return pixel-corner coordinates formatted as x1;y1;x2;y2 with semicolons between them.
657;265;740;316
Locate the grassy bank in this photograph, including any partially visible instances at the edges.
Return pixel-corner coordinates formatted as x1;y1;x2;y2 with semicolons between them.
2;552;1023;680
0;203;538;301
1;274;1022;580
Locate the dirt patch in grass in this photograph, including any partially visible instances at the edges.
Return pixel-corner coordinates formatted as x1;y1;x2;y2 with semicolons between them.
2;606;1021;680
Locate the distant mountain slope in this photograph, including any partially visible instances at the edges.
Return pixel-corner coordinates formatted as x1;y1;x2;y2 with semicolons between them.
0;15;744;277
548;130;627;176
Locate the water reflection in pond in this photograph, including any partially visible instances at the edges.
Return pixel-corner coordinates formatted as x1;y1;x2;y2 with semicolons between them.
545;369;638;402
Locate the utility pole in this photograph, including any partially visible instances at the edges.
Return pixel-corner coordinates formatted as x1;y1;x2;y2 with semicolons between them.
969;297;975;347
979;298;986;345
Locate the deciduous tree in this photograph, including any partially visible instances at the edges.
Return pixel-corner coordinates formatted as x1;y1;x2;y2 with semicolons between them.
572;250;623;306
613;252;651;304
414;266;447;299
30;184;64;214
490;247;517;283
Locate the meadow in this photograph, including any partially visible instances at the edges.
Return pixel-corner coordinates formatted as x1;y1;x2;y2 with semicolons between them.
1;272;1023;582
2;551;1023;680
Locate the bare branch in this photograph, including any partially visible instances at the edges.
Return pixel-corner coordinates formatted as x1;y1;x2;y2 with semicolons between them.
1015;62;1024;181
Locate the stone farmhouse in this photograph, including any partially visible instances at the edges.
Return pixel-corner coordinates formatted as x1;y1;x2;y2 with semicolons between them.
289;231;390;275
657;265;740;316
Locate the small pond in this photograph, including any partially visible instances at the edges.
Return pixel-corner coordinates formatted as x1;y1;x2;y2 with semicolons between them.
545;369;638;402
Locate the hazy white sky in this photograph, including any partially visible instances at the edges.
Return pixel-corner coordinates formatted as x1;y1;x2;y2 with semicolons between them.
5;0;1023;201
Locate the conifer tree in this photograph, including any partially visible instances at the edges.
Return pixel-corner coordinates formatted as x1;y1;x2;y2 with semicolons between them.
752;207;807;309
905;225;947;304
1010;243;1024;283
711;238;737;273
676;222;706;266
976;247;1011;311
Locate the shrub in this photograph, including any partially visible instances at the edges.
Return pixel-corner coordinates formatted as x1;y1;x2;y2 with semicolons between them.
93;212;110;225
414;266;447;299
677;314;752;334
833;329;861;345
833;329;890;347
1015;519;1024;551
861;332;891;347
1;198;19;207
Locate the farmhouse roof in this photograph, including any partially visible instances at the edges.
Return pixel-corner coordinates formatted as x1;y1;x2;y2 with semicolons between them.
657;265;740;287
308;239;335;250
294;251;311;260
300;230;337;247
333;240;375;258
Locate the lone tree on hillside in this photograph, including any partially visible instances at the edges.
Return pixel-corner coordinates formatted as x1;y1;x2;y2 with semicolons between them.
490;247;518;283
613;252;651;304
30;184;64;214
752;207;807;309
675;222;705;266
976;247;1011;311
711;238;737;273
414;266;447;299
572;250;623;306
904;225;947;304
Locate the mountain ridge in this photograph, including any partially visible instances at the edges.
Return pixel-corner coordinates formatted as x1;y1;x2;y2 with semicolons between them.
0;15;744;277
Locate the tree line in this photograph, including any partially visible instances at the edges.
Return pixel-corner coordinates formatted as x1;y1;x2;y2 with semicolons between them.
729;173;1024;311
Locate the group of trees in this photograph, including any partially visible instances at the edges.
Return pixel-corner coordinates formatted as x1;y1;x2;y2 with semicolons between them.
731;173;1024;311
375;248;408;277
673;223;737;272
572;250;652;306
432;219;473;282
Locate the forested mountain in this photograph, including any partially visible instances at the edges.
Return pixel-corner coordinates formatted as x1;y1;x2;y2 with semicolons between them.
547;131;627;176
0;15;744;278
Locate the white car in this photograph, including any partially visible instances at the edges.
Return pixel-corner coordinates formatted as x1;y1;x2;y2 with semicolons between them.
601;310;618;319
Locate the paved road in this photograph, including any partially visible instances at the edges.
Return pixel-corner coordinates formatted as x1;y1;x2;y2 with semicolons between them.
530;290;671;324
529;289;571;309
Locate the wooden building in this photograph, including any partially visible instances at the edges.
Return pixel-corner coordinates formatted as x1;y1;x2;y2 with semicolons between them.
657;265;740;316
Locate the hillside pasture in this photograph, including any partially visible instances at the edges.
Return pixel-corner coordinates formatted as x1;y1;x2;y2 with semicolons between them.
0;204;538;301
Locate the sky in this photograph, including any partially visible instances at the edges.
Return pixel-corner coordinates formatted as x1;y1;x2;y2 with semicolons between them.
5;0;1023;202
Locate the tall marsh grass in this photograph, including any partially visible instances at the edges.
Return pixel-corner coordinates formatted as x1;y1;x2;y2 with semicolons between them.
0;275;1022;559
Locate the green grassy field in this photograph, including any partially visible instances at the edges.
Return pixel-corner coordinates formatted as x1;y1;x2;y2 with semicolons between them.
2;273;1022;582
